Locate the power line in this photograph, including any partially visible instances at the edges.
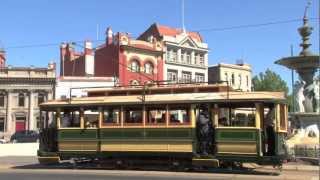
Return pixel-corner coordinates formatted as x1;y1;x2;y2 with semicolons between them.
2;17;319;50
193;18;319;32
4;40;104;50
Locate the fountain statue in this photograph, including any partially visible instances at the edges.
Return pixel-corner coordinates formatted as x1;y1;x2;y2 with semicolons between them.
275;3;319;114
275;3;319;154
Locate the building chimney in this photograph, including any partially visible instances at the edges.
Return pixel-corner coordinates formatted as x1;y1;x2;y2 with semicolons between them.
0;48;6;68
60;43;67;76
84;41;94;76
48;61;56;70
106;27;113;45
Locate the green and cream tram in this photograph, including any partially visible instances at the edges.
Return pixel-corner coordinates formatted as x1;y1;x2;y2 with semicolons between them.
38;85;288;168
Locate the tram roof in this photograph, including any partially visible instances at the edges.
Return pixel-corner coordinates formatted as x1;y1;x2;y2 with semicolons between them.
86;84;230;97
40;91;286;108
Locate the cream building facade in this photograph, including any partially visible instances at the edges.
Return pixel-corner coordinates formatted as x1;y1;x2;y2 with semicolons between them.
0;63;56;140
208;63;252;91
138;24;209;84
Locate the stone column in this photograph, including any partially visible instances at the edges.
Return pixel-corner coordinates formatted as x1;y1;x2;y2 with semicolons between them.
6;91;12;136
28;91;34;131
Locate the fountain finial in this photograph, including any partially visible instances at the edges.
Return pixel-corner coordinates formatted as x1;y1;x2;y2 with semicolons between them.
298;1;313;56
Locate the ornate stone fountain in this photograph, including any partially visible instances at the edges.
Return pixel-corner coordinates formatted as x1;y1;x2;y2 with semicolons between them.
275;5;319;131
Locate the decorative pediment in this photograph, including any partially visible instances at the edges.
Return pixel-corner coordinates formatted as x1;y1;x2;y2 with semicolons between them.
179;37;198;48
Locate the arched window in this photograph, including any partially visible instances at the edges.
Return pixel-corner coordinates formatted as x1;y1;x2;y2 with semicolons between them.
130;60;140;72
238;74;242;86
18;93;25;107
144;62;154;74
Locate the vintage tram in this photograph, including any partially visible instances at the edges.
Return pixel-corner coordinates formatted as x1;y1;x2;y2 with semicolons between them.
38;84;288;169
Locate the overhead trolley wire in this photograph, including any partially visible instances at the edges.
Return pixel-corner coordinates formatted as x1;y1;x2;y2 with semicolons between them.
2;17;319;50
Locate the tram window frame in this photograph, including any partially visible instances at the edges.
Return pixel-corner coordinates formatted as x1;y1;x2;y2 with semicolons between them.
60;109;81;128
217;104;256;127
168;104;191;125
123;106;143;126
279;104;287;131
83;107;99;128
102;107;121;127
145;105;167;126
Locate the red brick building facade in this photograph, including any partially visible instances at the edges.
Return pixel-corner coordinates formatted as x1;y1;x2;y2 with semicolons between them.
0;49;5;68
60;27;164;86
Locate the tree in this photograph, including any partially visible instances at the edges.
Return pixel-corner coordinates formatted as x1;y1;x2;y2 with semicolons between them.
252;69;292;110
252;69;289;95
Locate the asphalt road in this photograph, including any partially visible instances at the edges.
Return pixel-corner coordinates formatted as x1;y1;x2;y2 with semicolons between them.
0;168;318;180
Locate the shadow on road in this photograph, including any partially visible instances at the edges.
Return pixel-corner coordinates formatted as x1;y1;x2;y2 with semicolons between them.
12;162;280;176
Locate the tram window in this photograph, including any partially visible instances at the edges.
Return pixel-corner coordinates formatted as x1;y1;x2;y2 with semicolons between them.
103;108;120;126
60;110;80;128
84;109;99;128
146;106;166;125
168;105;190;125
218;107;255;127
124;106;143;125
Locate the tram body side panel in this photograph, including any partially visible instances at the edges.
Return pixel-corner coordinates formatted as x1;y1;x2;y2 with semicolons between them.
99;127;196;154
57;128;99;151
215;127;261;156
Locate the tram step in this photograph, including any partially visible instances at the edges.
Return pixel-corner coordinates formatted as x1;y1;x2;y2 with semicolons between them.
192;158;219;168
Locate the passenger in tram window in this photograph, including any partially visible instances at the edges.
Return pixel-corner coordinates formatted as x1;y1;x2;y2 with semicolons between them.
196;104;212;156
266;122;276;156
218;117;228;126
61;111;71;127
170;114;180;123
160;113;166;123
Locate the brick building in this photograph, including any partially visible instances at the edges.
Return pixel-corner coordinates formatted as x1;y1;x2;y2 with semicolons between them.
60;27;164;86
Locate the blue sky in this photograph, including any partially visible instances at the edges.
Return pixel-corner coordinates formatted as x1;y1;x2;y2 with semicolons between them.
0;0;319;91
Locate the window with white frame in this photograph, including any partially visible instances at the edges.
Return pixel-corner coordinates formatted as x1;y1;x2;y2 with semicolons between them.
166;50;170;62
0;117;4;132
231;74;235;85
144;62;154;74
194;53;199;64
166;49;177;62
172;50;177;62
0;94;4;107
38;93;46;105
18;93;25;107
238;74;242;87
186;53;191;64
181;51;185;63
199;55;204;66
182;71;192;83
195;73;205;82
167;69;178;83
224;72;228;82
